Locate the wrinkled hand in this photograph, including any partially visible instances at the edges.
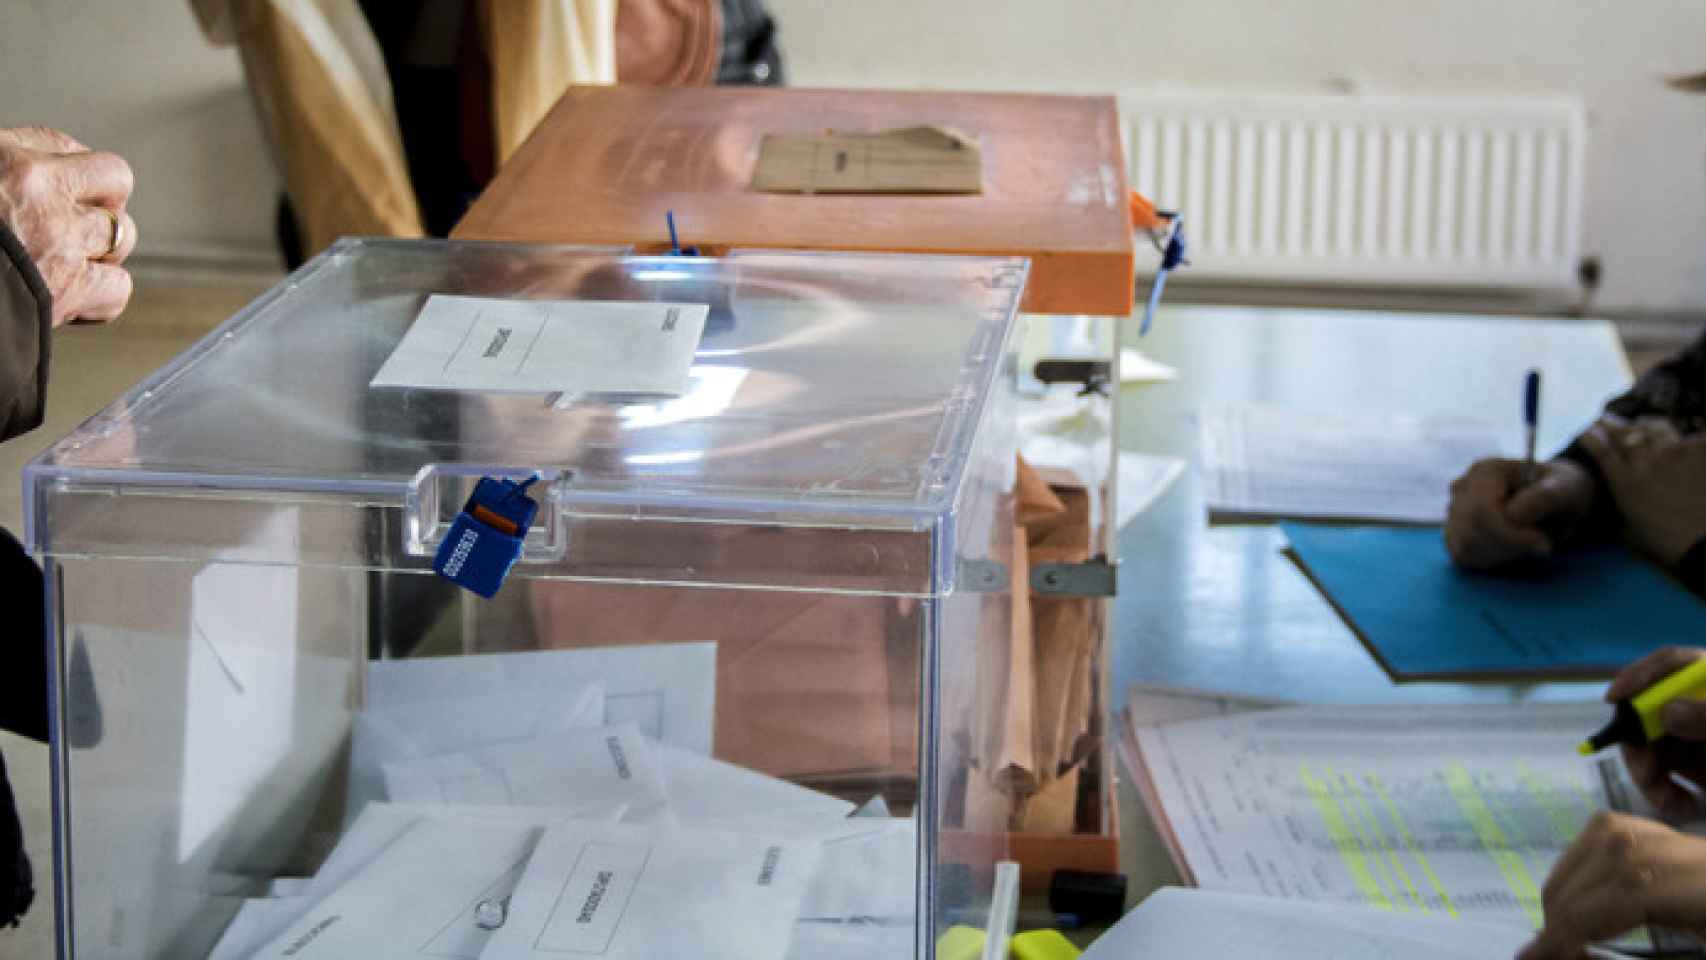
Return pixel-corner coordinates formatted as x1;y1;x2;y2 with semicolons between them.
1445;457;1596;569
1605;646;1706;817
1518;811;1706;959
1580;416;1706;565
0;126;136;326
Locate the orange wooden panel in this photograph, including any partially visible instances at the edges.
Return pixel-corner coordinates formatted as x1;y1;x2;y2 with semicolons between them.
453;85;1135;315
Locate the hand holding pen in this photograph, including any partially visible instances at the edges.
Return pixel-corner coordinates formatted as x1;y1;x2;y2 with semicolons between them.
1444;369;1596;570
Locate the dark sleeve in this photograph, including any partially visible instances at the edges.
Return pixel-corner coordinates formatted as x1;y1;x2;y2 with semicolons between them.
1679;539;1706;599
0;530;46;744
1554;326;1706;540
0;220;50;444
0;750;35;929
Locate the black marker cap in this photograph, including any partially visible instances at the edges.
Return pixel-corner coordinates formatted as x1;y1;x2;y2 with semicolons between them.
1581;699;1646;755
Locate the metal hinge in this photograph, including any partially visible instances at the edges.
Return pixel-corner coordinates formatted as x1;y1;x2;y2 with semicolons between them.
956;558;1009;593
1031;557;1117;597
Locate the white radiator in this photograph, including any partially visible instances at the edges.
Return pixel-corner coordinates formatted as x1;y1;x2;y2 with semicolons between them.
1121;94;1585;289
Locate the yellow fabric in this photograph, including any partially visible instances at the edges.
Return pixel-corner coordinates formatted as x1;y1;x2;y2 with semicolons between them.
480;0;617;163
197;0;422;256
192;0;616;256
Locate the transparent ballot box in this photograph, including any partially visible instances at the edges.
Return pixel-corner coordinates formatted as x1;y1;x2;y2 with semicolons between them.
26;240;1031;959
454;85;1140;891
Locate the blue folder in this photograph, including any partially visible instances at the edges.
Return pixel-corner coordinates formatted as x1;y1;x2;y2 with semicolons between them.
1280;522;1706;679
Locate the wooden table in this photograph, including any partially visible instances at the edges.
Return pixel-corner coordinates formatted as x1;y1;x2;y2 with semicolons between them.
451;84;1135;315
1109;303;1635;900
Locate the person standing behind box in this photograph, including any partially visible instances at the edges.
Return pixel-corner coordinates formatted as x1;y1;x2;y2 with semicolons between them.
0;125;136;929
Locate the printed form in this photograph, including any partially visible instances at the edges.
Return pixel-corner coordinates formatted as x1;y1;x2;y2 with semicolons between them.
1134;703;1629;930
1200;406;1503;524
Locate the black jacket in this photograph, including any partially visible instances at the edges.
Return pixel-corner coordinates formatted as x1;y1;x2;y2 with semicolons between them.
1557;327;1706;596
0;217;50;930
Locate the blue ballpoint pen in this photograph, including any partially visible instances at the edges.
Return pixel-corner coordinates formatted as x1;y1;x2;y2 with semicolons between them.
1523;368;1541;485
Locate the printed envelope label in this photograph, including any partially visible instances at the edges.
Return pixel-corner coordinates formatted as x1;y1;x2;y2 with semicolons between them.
537;842;650;953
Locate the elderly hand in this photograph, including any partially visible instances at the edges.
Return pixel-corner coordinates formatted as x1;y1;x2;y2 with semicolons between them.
1445;457;1596;569
1580;415;1706;565
0;126;136;326
1517;811;1706;959
1604;646;1706;817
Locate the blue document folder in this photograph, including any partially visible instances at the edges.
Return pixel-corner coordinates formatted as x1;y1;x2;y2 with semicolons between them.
1280;522;1706;679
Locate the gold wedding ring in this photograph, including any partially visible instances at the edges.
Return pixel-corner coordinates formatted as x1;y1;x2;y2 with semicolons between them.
97;207;123;263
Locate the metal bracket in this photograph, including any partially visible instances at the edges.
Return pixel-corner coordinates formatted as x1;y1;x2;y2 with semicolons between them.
1031;557;1117;597
1033;358;1112;398
956;558;1009;593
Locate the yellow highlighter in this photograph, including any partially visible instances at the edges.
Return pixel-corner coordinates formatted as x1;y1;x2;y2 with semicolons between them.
1012;929;1082;960
1579;657;1706;754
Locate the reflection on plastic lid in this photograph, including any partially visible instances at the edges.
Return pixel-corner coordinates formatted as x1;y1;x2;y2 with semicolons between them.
619;367;748;430
625;449;706;466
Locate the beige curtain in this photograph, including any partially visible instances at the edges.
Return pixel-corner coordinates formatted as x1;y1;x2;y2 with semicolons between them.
191;0;615;257
481;0;617;164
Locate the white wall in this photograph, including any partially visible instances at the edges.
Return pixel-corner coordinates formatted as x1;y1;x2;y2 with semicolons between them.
5;1;1706;313
2;0;279;267
768;0;1706;315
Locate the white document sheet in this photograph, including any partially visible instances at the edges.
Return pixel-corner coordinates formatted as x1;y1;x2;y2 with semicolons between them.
1082;887;1532;959
366;644;717;756
382;724;669;821
346;685;604;821
1199;405;1503;523
1119;347;1179;385
1134;703;1625;930
657;744;855;822
481;821;823;960
246;817;547;960
1017;387;1186;533
207;896;310;960
776;819;918;960
184;532;358;864
371;295;709;397
1122;684;1284;728
1114;451;1186;530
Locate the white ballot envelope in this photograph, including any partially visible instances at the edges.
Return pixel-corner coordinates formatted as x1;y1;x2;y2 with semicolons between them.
366;644;717;755
346;684;605;822
207;804;624;960
656;744;855;823
481;821;823;960
371;295;709;398
246;817;545;960
382;724;669;821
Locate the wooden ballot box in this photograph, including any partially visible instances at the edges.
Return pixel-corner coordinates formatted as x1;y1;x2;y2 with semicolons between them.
454;84;1136;891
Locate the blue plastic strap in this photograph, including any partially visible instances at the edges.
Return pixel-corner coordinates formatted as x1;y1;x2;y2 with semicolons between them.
1140;216;1187;337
